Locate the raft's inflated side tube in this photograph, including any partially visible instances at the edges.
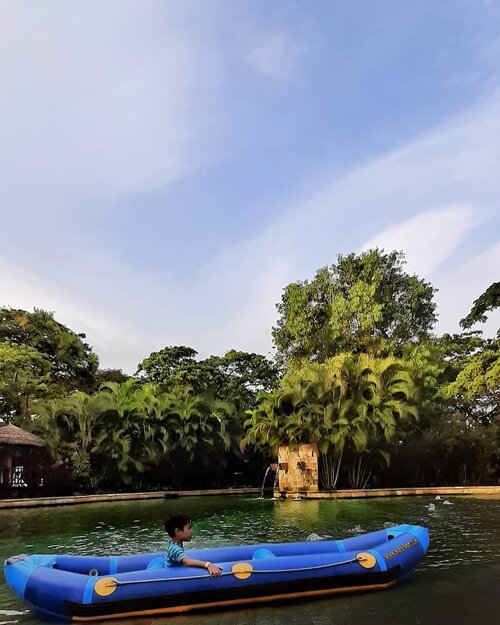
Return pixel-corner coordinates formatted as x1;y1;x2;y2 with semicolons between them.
4;524;429;621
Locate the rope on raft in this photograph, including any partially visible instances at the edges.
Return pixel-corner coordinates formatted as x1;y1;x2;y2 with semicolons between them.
111;555;366;587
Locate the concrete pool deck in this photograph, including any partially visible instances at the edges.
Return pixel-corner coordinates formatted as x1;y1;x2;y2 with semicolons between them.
0;485;499;509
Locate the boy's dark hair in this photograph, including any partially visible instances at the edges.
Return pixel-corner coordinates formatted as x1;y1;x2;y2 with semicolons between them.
164;512;191;538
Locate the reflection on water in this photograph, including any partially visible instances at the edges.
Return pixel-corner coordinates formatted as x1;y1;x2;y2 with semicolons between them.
0;495;498;624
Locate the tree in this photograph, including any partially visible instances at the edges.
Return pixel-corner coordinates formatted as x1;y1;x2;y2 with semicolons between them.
136;346;279;412
97;380;172;488
0;342;52;422
242;366;329;456
35;390;116;491
96;368;130;385
442;285;500;426
33;378;244;492
244;353;418;488
401;332;485;428
322;354;418;488
197;351;280;411
0;308;99;393
272;249;437;366
35;381;169;491
162;386;239;460
460;282;500;329
397;327;498;485
136;346;198;384
446;339;500;426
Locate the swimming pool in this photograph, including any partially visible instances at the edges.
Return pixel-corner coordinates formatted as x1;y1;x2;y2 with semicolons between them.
1;494;498;624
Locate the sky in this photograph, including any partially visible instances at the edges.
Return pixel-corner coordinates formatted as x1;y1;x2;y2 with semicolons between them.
1;0;499;373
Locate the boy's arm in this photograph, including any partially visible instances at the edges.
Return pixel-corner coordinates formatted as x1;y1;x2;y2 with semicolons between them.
181;556;222;577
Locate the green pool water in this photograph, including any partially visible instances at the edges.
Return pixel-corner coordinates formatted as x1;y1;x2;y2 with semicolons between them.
0;495;499;624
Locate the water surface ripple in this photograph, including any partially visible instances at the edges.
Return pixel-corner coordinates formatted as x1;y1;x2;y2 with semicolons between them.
0;495;498;624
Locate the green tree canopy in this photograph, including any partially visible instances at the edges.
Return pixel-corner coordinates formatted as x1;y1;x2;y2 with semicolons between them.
96;368;130;385
0;308;99;393
446;338;500;425
460;282;500;329
136;346;279;412
401;332;486;428
136;346;198;384
272;249;437;366
244;353;418;488
0;342;52;422
34;380;242;491
199;350;280;410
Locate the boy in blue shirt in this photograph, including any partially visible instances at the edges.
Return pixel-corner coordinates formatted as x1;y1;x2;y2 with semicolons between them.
164;512;222;577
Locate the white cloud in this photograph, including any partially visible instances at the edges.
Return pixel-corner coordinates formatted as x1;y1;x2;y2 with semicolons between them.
435;242;500;337
359;206;499;337
1;5;499;372
0;257;143;371
187;89;500;356
360;205;483;277
248;32;303;78
2;87;500;372
0;1;211;207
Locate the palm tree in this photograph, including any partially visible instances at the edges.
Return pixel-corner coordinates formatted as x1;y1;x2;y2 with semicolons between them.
35;390;115;490
243;365;330;456
324;353;418;488
244;353;418;489
163;386;238;460
97;380;171;487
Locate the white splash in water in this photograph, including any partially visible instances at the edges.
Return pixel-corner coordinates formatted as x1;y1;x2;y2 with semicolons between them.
0;610;30;616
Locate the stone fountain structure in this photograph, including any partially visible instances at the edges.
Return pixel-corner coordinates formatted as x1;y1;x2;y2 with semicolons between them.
276;443;319;496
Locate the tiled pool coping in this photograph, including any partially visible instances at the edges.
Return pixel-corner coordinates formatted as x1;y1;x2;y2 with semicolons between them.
1;485;498;509
277;485;500;499
0;488;260;509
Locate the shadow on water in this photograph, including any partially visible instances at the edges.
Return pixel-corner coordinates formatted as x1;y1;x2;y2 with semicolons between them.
0;495;499;624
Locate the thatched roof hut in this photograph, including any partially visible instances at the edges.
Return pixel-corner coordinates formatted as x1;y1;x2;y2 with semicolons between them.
0;423;46;494
0;423;45;448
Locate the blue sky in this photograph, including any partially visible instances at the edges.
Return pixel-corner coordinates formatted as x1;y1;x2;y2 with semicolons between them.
1;0;499;372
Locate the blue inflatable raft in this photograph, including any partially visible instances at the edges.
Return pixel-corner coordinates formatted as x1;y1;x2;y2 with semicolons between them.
4;524;429;621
